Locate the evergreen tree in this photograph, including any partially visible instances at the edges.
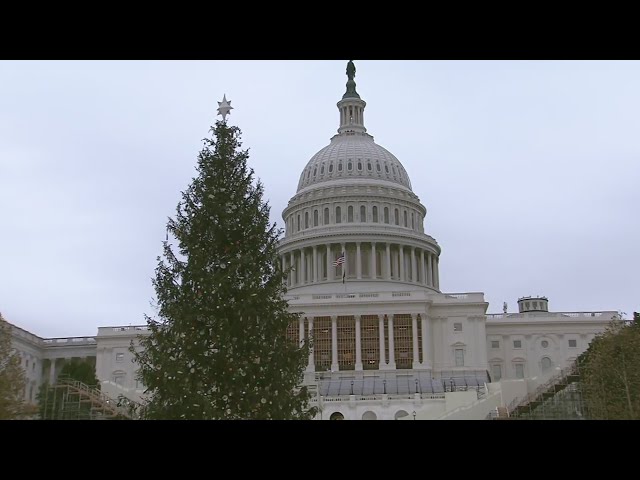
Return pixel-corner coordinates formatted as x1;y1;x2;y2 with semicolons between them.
132;119;314;420
578;314;640;419
0;313;27;419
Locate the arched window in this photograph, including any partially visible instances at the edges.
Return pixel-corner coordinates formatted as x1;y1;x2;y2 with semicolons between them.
394;208;399;225
357;160;363;171
313;167;317;176
385;164;390;174
404;211;408;227
372;206;378;223
376;162;381;172
394;410;409;420
347;161;353;171
348;206;354;222
320;164;325;175
338;161;343;172
335;206;342;224
328;162;333;173
411;212;415;230
330;412;345;421
324;208;329;225
541;357;553;372
384;207;389;224
305;212;309;229
297;215;300;231
313;210;319;227
360;205;366;222
362;411;377;420
367;161;372;171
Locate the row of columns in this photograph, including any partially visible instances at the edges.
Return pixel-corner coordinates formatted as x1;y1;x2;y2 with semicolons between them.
303;314;431;372
282;242;439;289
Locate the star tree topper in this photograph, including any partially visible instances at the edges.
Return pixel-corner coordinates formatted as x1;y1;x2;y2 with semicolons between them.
217;94;233;121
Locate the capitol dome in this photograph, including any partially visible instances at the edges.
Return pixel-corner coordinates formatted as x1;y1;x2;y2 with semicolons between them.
297;135;413;193
278;61;441;295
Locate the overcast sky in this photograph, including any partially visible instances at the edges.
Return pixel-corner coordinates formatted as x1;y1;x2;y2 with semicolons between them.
1;60;638;337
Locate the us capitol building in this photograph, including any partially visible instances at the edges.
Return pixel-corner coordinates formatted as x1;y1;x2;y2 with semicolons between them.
7;62;618;420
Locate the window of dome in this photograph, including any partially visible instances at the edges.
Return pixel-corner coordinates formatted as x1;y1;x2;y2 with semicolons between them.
313;210;319;227
372;206;378;223
392;165;397;176
328;163;333;173
324;208;329;225
385;164;389;174
411;212;415;230
306;169;310;179
313;167;317;176
338;161;343;172
384;207;389;224
394;208;399;225
357;160;362;171
348;206;354;222
297;215;300;231
360;205;366;222
376;162;381;172
335;206;342;224
404;211;408;227
304;212;309;229
367;161;372;171
347;161;353;171
320;165;325;175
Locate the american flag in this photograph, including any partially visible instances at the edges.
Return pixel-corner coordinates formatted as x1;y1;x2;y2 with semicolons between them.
333;252;345;267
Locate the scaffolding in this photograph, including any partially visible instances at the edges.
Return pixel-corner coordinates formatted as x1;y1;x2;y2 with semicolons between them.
488;363;587;420
40;376;142;420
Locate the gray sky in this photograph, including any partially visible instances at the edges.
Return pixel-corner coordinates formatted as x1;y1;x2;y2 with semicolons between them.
1;60;638;338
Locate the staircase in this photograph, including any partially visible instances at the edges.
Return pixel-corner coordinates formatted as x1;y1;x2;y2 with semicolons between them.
43;376;143;420
502;363;583;420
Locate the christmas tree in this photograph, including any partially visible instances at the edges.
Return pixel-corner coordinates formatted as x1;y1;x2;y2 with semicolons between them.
133;101;314;419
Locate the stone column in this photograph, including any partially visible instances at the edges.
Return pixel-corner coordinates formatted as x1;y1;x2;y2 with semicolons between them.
385;243;391;280
313;246;318;283
306;317;315;373
356;242;362;279
427;253;433;287
399;246;405;282
412;314;420;368
299;316;305;347
411;247;417;283
371;242;377;279
331;316;339;372
326;244;332;281
388;315;396;369
300;248;306;285
420;250;426;285
49;359;56;384
421;315;430;368
378;315;386;368
290;251;295;286
355;315;363;371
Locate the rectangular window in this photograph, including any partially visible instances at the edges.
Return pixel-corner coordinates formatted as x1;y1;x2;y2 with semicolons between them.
115;353;124;363
569;339;577;348
515;364;525;379
491;364;502;381
513;340;522;349
491;340;500;349
454;323;462;332
26;359;29;367
455;349;464;367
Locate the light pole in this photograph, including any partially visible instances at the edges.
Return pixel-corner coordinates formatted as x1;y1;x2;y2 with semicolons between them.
412;410;416;420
